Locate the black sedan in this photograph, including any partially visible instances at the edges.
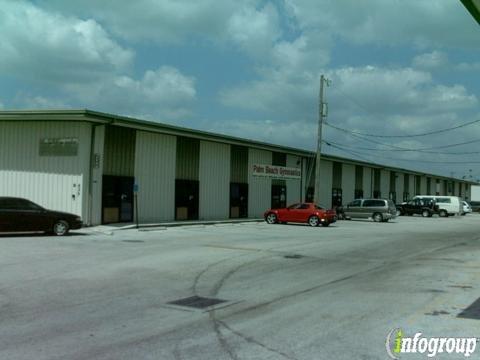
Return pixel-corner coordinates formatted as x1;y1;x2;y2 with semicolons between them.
0;197;82;236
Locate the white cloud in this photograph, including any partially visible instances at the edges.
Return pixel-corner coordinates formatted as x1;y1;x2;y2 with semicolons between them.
15;95;70;109
455;62;480;71
0;0;134;83
284;0;479;49
207;118;316;149
38;0;259;44
227;3;281;58
65;66;196;120
412;51;449;69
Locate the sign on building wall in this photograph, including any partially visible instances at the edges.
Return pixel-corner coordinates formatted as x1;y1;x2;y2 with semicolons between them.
39;137;79;156
252;164;301;180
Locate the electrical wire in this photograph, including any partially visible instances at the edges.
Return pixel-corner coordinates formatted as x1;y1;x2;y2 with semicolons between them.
322;140;480;155
324;142;480;164
325;122;480;150
324;119;480;138
330;86;480;138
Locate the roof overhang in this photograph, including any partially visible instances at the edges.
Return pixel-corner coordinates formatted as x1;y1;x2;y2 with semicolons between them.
0;109;478;185
461;0;480;24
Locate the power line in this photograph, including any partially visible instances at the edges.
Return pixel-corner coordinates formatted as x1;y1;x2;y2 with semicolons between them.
325;122;480;150
330;86;480;138
325;142;378;163
324;118;480;138
324;142;480;164
323;140;480;155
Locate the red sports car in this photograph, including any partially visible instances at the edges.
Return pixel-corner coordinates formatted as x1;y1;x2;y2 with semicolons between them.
264;203;337;227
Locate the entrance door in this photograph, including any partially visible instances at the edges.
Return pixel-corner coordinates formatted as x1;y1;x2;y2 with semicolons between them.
271;184;287;209
175;179;199;220
230;183;248;218
102;176;134;224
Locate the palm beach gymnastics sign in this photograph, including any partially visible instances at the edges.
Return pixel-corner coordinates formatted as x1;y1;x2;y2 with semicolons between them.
252;164;301;180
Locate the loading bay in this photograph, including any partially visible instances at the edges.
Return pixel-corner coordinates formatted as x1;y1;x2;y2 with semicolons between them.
1;215;480;360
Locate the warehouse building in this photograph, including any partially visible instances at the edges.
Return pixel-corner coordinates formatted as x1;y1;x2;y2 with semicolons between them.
0;110;474;226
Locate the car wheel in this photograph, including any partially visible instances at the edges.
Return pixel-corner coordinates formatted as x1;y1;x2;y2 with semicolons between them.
422;210;430;218
372;213;383;222
53;220;69;236
308;216;320;227
265;213;278;224
439;210;447;217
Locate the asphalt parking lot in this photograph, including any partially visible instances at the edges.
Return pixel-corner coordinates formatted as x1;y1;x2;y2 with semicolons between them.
1;214;480;360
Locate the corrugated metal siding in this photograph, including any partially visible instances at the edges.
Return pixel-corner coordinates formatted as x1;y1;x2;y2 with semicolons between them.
199;141;230;220
332;162;342;189
103;125;136;176
363;167;372;198
319;160;333;208
134;131;176;222
90;125;105;225
342;164;355;204
272;152;286;166
404;174;410;193
176;136;199;180
355;165;363;191
248;148;272;217
0;121;91;218
420;176;427;194
230;145;248;183
409;176;415;196
380;170;389;198
396;172;404;200
286;154;301;204
305;158;315;188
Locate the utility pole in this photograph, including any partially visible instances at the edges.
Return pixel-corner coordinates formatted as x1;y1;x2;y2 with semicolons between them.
314;75;330;204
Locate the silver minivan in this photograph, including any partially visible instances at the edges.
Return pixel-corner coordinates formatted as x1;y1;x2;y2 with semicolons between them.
343;199;397;222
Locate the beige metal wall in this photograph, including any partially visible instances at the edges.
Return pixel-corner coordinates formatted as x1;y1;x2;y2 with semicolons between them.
436;178;443;195
134;131;176;222
199;141;230;220
363;167;372;198
396;172;404;201
248;148;272;217
0;121;91;218
90;125;105;225
286;154;301;205
380;170;390;198
319;160;333;208
342;163;355;204
420;176;427;194
409;176;415;196
454;182;460;197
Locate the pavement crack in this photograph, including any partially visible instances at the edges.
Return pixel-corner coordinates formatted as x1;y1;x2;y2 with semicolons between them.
217;319;299;360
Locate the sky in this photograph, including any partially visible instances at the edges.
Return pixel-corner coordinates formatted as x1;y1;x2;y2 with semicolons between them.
1;0;479;180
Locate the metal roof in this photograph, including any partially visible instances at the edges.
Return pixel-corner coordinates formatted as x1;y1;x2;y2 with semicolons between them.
0;109;476;184
461;0;480;24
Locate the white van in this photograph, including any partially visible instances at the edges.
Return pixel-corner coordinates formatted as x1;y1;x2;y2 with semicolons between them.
413;195;462;217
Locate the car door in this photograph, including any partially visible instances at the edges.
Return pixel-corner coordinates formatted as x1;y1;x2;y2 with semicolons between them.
282;204;301;222
293;203;312;222
16;199;50;232
344;200;362;218
0;198;18;232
